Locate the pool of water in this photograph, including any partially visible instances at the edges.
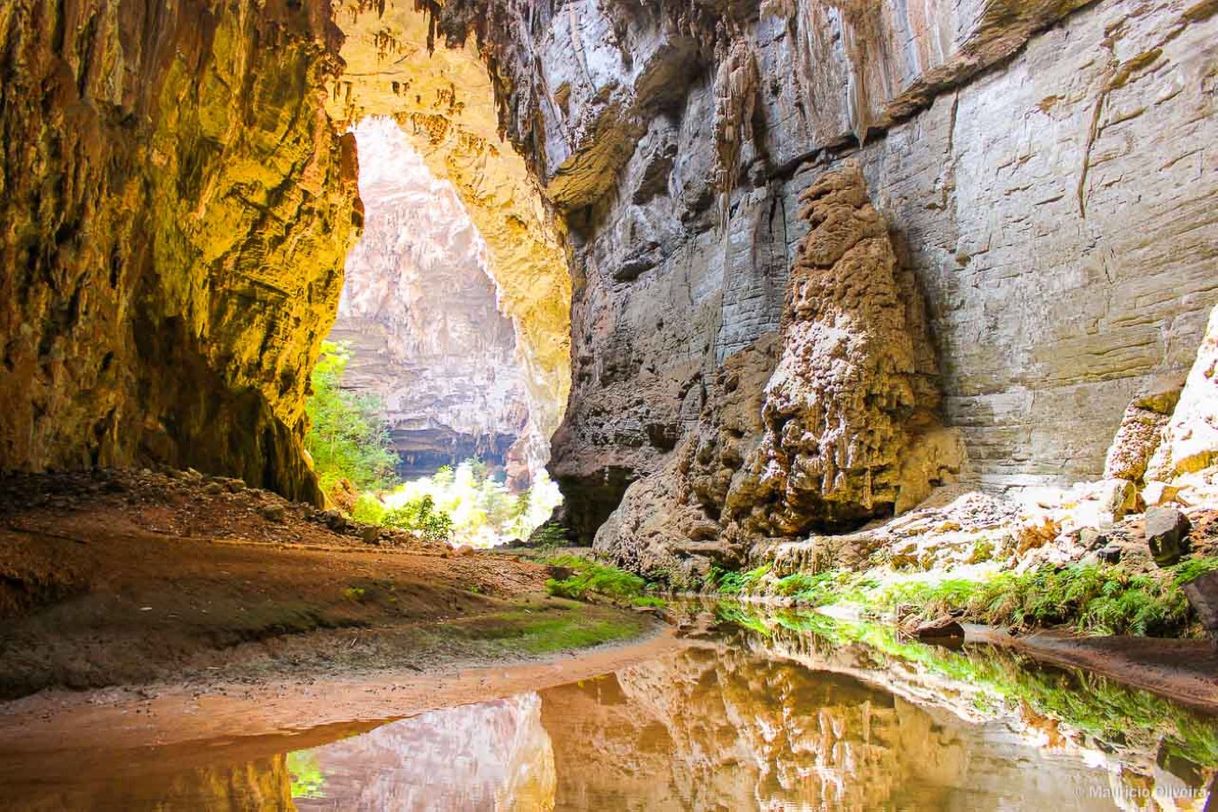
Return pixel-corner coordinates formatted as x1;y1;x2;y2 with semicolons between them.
2;606;1215;810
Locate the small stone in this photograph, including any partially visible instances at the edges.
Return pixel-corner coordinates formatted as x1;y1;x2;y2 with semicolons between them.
1079;528;1108;550
1096;544;1122;564
1144;507;1192;566
361;526;381;545
260;503;287;523
451;544;475;557
204;481;224;495
323;510;348;532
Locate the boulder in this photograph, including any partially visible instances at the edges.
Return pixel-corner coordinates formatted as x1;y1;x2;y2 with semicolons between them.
260;503;287;523
1144;507;1192;566
1098;478;1138;522
914;617;965;642
1180;571;1218;643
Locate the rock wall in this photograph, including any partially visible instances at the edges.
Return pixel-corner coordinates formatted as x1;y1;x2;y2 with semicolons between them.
0;0;360;502
430;0;1217;546
328;119;531;479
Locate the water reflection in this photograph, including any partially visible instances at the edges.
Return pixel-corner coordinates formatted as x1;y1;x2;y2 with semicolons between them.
291;694;554;810
2;610;1215;810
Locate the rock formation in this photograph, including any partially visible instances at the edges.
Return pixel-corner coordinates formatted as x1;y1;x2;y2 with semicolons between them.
594;164;961;576
1;0;1215;555
436;0;1218;553
328;119;531;479
1146;305;1218;496
0;0;359;503
726;163;957;537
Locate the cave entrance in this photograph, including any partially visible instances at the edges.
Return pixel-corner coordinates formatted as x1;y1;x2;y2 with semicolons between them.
315;117;561;546
330;117;533;485
312;2;571;547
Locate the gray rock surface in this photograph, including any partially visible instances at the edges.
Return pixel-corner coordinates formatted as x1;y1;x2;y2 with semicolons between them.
330;119;533;480
1144;507;1192;566
474;0;1218;547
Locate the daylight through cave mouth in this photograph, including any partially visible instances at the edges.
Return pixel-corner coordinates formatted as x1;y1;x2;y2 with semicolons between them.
319;117;562;545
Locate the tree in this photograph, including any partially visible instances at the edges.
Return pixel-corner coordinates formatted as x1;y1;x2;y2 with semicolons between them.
304;341;399;498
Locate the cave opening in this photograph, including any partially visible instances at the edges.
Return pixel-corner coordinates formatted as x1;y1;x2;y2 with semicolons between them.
309;116;562;546
309;1;573;546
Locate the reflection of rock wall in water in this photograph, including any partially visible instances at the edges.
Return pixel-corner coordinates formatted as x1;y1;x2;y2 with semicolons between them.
292;693;555;810
539;646;1121;810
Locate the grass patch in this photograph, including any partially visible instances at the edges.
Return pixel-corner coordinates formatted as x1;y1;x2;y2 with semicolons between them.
1175;556;1218;586
723;557;1218;638
544;555;665;609
875;564;1194;636
452;602;647;655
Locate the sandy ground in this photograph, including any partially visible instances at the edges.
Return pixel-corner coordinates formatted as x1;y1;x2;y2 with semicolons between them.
0;628;682;770
1;465;1213;776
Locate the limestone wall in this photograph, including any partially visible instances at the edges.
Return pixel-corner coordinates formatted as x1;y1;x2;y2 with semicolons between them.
0;0;360;502
453;0;1217;540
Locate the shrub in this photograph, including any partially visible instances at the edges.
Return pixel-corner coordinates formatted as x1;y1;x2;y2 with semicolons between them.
545;555;659;607
382;494;454;541
305;342;398;498
876;564;1193;636
709;563;771;596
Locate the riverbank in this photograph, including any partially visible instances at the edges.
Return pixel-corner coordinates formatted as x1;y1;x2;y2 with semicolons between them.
0;468;658;701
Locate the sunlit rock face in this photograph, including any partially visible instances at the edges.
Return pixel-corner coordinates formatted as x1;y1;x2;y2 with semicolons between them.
425;0;1218;547
330;119;532;479
0;0;359;503
326;1;572;475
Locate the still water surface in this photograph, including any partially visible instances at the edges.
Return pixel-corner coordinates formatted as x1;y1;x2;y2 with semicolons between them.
3;608;1215;810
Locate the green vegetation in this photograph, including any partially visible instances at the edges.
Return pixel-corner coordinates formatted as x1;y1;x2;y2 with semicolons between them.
702;555;1218;638
304;343;562;545
531;522;569;551
287;751;327;800
305;341;398;498
1175;556;1218;585
365;460;562;547
447;602;647;654
545;555;666;609
708;563;771;595
359;493;455;541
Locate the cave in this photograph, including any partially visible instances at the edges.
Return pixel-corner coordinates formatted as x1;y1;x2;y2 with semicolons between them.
2;0;1218;805
328;117;535;483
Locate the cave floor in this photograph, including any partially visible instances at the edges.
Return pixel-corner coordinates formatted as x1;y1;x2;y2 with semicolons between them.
0;468;656;715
